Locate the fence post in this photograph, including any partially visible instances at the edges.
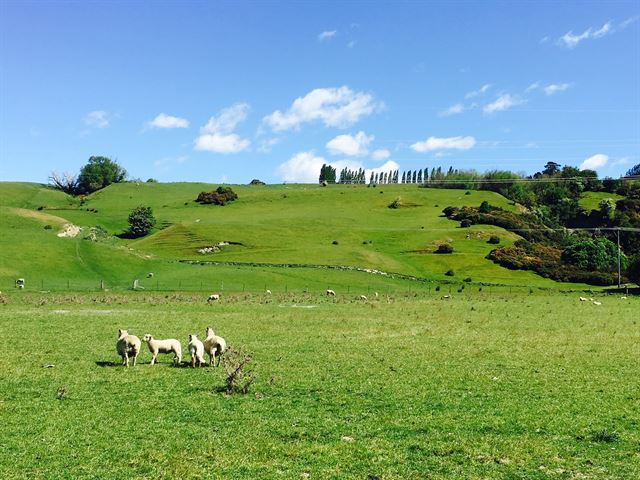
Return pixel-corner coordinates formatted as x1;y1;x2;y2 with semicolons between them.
100;280;104;290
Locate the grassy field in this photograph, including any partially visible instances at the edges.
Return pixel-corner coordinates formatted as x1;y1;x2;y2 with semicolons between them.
578;192;624;212
0;291;638;479
0;182;600;291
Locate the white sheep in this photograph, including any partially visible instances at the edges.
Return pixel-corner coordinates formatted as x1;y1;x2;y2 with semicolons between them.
358;295;367;301
621;296;627;300
374;292;379;298
188;334;205;368
207;294;220;303
579;296;587;302
142;334;181;365
203;327;227;367
592;301;602;306
116;329;141;367
326;289;336;296
265;289;272;295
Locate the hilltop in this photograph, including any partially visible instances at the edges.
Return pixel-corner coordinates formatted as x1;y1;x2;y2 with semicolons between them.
0;181;598;291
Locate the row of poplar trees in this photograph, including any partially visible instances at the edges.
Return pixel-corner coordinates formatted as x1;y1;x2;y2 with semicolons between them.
319;163;453;185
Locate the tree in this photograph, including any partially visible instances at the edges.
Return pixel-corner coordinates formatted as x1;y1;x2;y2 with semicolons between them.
319;164;337;184
48;171;78;195
542;161;561;176
561;237;626;272
627;255;640;284
626;163;640;177
127;206;156;238
77;156;127;194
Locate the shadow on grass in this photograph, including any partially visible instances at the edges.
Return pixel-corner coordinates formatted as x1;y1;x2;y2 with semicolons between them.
95;360;197;368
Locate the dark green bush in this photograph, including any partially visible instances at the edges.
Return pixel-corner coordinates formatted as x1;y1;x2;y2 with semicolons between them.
127;206;156;238
436;244;454;254
196;186;238;206
460;219;472;228
487;235;500;244
445;269;455;276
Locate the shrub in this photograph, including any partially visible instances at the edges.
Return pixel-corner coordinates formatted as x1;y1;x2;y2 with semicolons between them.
332;240;339;245
445;269;455;276
465;191;471;195
388;197;402;209
127;206;156;238
479;201;491;213
220;346;256;395
249;179;265;185
43;224;52;230
460;219;472;228
436;244;454;254
442;206;458;217
196;186;238;206
463;277;472;282
487;235;500;244
146;178;158;183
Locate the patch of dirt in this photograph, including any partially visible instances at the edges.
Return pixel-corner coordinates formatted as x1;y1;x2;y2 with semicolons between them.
57;224;82;238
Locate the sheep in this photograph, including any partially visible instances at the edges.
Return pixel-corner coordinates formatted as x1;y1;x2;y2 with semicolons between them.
116;329;141;367
374;292;379;298
203;327;227;367
358;295;368;301
265;289;272;295
207;294;220;303
592;301;602;306
188;334;205;368
142;334;181;365
579;296;587;302
621;296;627;300
326;289;336;297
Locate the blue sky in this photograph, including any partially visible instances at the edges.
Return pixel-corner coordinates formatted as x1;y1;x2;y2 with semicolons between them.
1;1;638;184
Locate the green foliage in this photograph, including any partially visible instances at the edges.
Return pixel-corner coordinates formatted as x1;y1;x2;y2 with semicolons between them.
435;243;453;254
627;255;640;285
487;235;500;244
249;179;265;185
127;206;156;238
626;163;640;177
460;219;472;228
318;164;337;184
444;269;455;276
561;237;626;272
146;178;158;183
77;156;127;194
388;197;402;209
196;186;238;205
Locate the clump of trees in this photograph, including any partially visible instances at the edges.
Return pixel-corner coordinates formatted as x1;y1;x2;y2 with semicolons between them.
50;156;127;195
196;186;238;206
319;164;337;184
249;179;265;185
127;206;156;238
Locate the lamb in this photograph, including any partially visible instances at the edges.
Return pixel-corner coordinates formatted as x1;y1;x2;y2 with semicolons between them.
188;334;205;368
326;289;336;296
207;294;220;303
203;327;227;367
142;334;181;365
116;329;141;367
579;296;588;302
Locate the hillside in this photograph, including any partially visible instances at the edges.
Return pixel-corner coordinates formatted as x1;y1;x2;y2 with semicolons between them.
0;181;594;291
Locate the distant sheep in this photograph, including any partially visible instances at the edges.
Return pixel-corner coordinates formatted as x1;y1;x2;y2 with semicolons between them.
326;289;336;297
579;296;587;302
442;295;451;299
265;289;272;295
207;294;220;303
592;301;602;306
142;334;181;365
374;292;379;298
358;295;367;301
188;334;205;368
203;327;227;367
116;329;141;367
621;296;627;300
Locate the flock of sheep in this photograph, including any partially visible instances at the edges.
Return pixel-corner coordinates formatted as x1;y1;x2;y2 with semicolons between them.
116;327;226;367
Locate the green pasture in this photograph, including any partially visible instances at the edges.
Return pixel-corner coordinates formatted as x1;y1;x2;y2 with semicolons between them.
0;182;598;290
0;292;637;479
578;191;624;212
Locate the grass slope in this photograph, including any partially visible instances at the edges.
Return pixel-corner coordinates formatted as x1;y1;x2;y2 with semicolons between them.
0;182;595;290
0;292;637;479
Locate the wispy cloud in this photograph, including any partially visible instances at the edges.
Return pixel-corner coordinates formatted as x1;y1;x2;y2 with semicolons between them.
318;30;337;41
439;103;465;117
148;113;189;129
371;149;390;160
326;131;374;156
557;17;638;48
263;86;380;131
580;153;608;170
411;135;476;153
257;138;280;153
194;103;250;153
465;84;492;99
525;81;541;93
483;94;526;114
543;83;571;96
84;110;110;128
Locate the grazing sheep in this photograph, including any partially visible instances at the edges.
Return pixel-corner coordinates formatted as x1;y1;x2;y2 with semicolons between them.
579;296;587;302
592;301;602;306
358;295;368;301
142;334;181;365
374;292;379;298
326;289;336;297
265;289;272;295
621;296;627;300
188;334;205;368
116;329;141;367
442;295;451;299
207;294;220;303
203;327;227;367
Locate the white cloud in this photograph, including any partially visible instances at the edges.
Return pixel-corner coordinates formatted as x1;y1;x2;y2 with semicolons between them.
439;103;465;116
525;81;541;93
194;103;250;153
257;138;280;153
263;86;379;131
543;83;571;95
84;111;110;128
620;16;639;30
277;151;364;183
326;131;373;156
612;157;631;166
411;135;476;153
148;113;189;129
579;153;608;170
372;149;390;160
465;84;492;99
365;160;400;179
483;94;526;114
558;21;614;48
318;30;337;41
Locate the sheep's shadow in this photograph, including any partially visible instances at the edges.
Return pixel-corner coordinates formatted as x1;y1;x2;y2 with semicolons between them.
95;360;119;367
